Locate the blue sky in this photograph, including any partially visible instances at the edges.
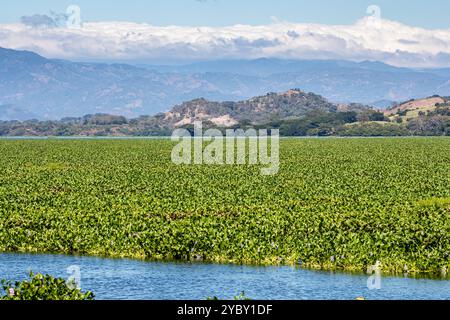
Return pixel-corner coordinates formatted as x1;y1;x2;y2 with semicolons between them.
1;0;450;29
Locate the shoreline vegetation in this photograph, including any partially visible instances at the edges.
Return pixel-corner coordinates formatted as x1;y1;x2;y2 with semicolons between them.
1;272;94;300
1;92;449;138
1;111;448;138
1;250;449;280
0;138;449;277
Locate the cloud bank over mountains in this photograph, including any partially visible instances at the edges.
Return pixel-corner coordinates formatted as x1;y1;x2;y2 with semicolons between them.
1;16;450;67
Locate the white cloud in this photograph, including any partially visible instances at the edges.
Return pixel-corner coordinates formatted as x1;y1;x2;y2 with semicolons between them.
1;17;450;67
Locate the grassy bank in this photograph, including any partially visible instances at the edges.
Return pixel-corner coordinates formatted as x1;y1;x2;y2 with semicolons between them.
0;138;449;275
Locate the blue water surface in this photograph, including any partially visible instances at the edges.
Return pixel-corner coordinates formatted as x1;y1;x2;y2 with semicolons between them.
0;253;448;300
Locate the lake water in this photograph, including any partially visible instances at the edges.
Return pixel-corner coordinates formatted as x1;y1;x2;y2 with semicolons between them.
0;253;448;300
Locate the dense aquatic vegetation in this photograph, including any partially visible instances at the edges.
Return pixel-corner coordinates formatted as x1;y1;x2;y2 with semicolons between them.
0;138;448;275
1;272;94;300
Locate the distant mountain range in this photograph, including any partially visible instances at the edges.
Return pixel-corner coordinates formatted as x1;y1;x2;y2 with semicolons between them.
1;47;450;121
0;89;375;136
1;89;448;137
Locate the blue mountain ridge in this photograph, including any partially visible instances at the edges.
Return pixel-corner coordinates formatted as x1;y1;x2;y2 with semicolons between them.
1;47;449;121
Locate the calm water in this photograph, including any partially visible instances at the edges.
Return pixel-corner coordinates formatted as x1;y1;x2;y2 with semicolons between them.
0;253;448;300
